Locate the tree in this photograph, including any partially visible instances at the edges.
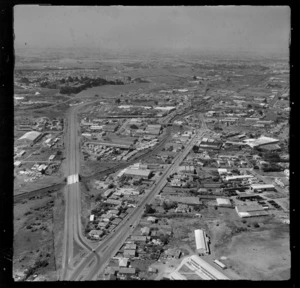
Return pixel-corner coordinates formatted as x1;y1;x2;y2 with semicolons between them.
159;234;169;245
130;124;138;130
145;204;155;214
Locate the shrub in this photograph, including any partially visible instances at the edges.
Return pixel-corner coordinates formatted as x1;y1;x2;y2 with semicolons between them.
35;259;48;268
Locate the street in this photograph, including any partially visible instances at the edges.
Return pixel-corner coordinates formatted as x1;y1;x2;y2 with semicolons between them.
60;101;209;280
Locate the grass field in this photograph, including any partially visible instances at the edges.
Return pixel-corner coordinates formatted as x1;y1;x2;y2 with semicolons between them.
13;191;61;281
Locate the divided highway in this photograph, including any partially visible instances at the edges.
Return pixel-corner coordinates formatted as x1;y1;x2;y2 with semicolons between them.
60;98;209;280
67;116;209;281
60;103;96;280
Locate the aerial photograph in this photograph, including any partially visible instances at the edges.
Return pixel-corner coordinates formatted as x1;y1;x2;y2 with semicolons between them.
13;6;290;281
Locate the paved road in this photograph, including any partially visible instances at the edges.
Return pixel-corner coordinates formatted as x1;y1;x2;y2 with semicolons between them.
60;98;209;280
60;103;96;280
68;117;209;281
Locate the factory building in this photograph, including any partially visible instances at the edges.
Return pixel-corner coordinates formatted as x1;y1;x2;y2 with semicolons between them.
194;229;210;255
177;165;195;174
225;175;253;181
235;204;269;218
145;124;162;135
123;168;152;179
216;198;232;207
250;184;275;192
17;131;43;146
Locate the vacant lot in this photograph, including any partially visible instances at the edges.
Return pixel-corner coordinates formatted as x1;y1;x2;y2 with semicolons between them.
211;214;290;280
14;174;64;196
150;204;290;280
14;189;65;281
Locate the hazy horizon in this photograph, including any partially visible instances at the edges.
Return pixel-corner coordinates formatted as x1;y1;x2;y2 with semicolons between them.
14;6;290;57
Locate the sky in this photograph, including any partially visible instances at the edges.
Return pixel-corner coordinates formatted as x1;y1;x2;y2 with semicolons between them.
14;6;290;55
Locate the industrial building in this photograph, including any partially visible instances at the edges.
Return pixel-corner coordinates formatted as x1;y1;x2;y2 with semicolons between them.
177;165;195;174
86;141;132;150
145;124;162;135
242;136;279;148
250;184;275;192
225;175;253;181
197;138;223;150
173;255;230;280
235;204;269;218
17;131;43;145
123;168;152;179
194;229;210;255
216;198;232;207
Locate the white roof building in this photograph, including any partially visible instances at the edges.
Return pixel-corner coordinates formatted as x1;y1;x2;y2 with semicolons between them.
235;205;268;218
225;175;253;181
216;198;231;207
123;168;152;179
243;136;279;148
218;168;228;175
18;131;42;142
14;161;22;167
250;183;275;191
194;229;210;255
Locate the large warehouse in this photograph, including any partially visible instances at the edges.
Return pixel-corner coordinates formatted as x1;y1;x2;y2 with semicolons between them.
194;229;210;255
235;204;269;218
123;168;152;179
17;131;43;145
250;183;275;192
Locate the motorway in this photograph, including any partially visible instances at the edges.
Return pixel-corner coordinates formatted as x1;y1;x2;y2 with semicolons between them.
60;99;209;280
60;103;96;280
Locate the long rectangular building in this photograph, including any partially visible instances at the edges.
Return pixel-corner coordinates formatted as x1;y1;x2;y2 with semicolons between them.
123;168;152;179
194;229;210;255
225;175;253;181
250;183;275;192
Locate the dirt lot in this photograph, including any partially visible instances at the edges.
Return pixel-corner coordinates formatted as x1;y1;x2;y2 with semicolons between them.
14;174;64;195
81;160;117;177
216;227;290;280
13;189;65;281
208;208;290;280
148;204;290;280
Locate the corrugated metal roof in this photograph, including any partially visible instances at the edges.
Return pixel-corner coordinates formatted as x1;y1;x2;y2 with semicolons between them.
124;168;152;177
18;131;41;141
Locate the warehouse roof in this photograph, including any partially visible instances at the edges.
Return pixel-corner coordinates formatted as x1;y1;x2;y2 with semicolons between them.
259;144;281;151
250;184;275;189
225;175;253;181
243;136;279;148
18;131;42;141
154;106;176;111
235;204;265;212
216;198;231;206
124;168;152;178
